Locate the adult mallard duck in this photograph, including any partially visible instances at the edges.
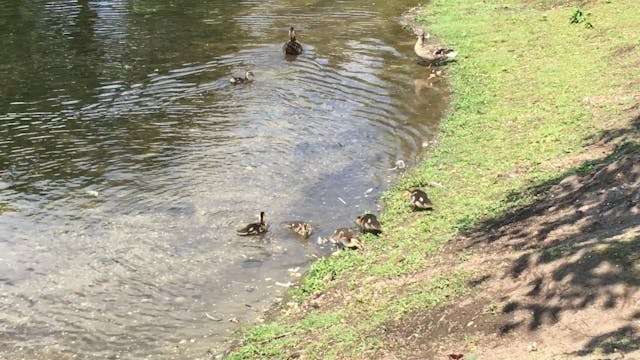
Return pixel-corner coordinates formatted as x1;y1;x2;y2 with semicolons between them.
283;26;303;56
230;70;255;84
403;189;434;211
285;221;314;238
414;30;457;70
329;228;364;250
355;213;382;235
236;211;267;236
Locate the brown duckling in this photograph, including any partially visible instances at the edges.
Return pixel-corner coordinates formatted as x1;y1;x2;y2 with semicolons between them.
329;228;363;250
285;221;314;238
403;189;434;211
236;211;267;236
414;30;457;70
230;70;255;84
283;26;303;56
355;213;382;235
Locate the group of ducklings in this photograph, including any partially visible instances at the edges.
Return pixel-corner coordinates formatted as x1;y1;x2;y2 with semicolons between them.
230;25;456;85
236;188;433;251
235;211;381;250
233;25;443;247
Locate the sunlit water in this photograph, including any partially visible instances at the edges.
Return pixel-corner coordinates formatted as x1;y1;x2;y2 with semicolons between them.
0;0;450;358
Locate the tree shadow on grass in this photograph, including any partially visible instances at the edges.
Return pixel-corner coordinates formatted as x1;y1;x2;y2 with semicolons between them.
462;115;640;356
592;105;640;145
571;325;639;356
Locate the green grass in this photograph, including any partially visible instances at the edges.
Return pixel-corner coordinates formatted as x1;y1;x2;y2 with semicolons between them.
226;0;640;357
227;271;468;359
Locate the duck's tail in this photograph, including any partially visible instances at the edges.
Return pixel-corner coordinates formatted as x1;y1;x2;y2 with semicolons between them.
435;49;457;59
236;228;251;236
283;41;303;55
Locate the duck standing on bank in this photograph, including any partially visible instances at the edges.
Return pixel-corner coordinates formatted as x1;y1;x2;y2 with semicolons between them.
414;30;457;70
236;211;267;236
355;213;383;235
403;189;434;211
283;26;303;56
329;228;364;250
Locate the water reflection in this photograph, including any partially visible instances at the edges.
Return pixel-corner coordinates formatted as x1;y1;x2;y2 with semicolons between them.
0;0;449;357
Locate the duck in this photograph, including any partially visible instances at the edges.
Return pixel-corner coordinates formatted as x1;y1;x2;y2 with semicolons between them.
285;221;314;238
414;30;457;70
403;189;434;211
355;213;383;235
329;228;364;250
230;70;255;84
236;211;267;236
283;26;303;55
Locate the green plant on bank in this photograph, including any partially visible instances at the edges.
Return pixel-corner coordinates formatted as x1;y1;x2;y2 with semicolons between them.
487;302;497;315
570;7;593;28
226;0;640;357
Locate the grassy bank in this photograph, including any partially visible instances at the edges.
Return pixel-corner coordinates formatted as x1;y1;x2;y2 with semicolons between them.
226;0;640;358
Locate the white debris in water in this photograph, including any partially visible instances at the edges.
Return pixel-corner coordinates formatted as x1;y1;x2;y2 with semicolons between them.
337;197;347;205
317;237;330;245
86;190;99;197
275;281;292;288
288;267;300;273
389;159;406;171
365;187;374;194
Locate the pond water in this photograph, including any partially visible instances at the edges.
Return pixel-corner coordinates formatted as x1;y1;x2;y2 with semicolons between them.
0;0;450;358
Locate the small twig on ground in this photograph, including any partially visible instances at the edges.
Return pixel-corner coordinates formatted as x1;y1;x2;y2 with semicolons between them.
258;331;296;345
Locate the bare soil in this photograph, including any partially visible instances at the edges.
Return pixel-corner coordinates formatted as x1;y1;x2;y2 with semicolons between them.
379;105;640;359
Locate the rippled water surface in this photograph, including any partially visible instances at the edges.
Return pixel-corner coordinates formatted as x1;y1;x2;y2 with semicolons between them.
0;0;450;358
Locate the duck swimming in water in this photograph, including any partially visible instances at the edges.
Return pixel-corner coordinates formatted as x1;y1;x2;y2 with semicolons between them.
414;30;457;70
230;70;255;84
285;221;314;238
236;211;267;236
355;213;383;235
283;26;303;56
403;189;434;211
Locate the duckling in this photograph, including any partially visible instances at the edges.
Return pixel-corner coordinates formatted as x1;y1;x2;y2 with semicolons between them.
355;213;383;235
403;189;434;211
285;221;314;238
236;211;267;236
329;228;364;250
414;30;457;70
283;26;303;56
230;70;255;84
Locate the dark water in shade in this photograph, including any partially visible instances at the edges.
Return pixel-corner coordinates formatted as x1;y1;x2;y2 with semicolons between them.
0;0;450;358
